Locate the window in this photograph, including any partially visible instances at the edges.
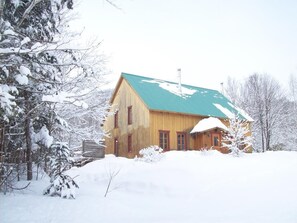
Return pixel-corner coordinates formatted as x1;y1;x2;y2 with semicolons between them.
114;111;118;128
212;133;220;147
159;131;170;151
128;106;132;125
177;132;187;150
128;134;132;153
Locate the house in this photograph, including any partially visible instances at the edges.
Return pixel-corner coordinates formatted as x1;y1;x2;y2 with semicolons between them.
103;72;252;158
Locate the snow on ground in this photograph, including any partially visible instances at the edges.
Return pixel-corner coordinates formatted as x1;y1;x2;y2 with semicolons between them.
2;151;297;223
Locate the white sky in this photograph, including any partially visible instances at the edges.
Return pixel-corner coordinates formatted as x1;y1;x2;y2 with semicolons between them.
72;0;297;91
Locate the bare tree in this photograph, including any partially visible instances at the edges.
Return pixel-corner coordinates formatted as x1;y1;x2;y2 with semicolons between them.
224;76;243;106
289;74;297;109
104;167;120;197
242;74;286;152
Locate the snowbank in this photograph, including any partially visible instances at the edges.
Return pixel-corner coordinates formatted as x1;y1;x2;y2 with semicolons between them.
2;151;297;223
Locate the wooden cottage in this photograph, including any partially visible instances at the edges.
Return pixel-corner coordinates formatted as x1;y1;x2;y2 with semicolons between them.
103;73;252;158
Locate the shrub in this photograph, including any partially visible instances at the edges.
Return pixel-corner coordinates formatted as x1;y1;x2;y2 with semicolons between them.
135;146;164;163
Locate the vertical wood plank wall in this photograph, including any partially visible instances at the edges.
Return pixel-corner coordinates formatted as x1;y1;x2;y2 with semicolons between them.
149;111;203;150
104;78;150;158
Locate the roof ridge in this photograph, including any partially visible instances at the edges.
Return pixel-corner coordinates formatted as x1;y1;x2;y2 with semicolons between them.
121;72;219;92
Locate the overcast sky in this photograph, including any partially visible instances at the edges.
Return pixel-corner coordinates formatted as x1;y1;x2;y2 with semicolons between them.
72;0;297;91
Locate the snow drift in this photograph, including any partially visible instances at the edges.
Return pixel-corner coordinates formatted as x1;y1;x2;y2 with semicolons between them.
2;151;297;223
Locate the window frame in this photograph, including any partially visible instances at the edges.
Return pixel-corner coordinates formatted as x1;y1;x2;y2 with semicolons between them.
128;134;132;153
177;132;187;150
114;111;118;128
211;132;221;147
128;106;132;125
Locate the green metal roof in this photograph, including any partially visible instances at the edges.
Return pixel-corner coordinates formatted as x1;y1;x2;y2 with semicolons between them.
122;72;251;120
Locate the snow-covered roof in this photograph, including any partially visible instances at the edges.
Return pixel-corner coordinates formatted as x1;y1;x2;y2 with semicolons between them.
190;117;229;134
119;73;252;120
142;79;196;98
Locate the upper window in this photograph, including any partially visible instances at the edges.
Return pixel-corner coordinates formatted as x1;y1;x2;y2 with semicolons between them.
114;111;118;128
128;134;132;153
128;106;132;125
177;132;187;150
159;130;170;151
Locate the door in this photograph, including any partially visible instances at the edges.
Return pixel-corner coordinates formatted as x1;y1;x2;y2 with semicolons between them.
159;131;170;151
177;132;187;150
114;138;119;156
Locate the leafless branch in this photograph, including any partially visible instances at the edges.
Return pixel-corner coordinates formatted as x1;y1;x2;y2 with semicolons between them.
105;0;122;10
17;0;43;29
104;168;120;197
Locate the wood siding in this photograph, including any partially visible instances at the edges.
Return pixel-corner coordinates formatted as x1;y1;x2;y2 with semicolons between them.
149;111;203;150
149;111;232;151
103;78;150;158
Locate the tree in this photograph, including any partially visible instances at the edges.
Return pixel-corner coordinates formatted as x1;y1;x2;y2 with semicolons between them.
222;114;253;156
289;74;297;109
43;142;79;199
224;76;243;106
0;0;108;189
46;46;110;148
276;74;297;151
226;74;288;152
0;0;75;181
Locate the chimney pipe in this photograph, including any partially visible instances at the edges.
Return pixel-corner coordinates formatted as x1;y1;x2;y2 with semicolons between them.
220;82;224;95
177;68;182;94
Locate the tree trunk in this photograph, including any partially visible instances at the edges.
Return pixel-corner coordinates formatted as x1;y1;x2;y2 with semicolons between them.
259;114;265;152
0;0;4;19
25;117;33;180
0;125;5;186
24;91;33;181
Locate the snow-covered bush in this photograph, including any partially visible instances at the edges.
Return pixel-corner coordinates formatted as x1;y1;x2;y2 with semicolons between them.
222;115;253;156
200;147;213;156
135;146;164;163
43;143;79;199
44;174;78;199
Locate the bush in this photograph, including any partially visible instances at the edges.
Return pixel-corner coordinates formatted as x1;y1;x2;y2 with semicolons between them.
135;146;164;163
44;174;78;199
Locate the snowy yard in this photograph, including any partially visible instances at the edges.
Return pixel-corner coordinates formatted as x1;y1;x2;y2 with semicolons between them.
2;151;297;223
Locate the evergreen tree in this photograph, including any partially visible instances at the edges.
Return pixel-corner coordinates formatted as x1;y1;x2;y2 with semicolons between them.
0;0;74;182
1;0;108;191
43;142;78;199
222;114;253;156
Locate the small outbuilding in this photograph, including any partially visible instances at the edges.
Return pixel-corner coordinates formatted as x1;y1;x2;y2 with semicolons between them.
190;117;230;153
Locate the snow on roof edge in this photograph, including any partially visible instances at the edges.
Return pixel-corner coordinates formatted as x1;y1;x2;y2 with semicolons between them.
227;102;254;122
190;117;229;134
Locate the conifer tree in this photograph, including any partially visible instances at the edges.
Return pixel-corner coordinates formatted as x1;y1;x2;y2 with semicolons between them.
1;0;108;189
43;142;78;199
222;114;253;156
